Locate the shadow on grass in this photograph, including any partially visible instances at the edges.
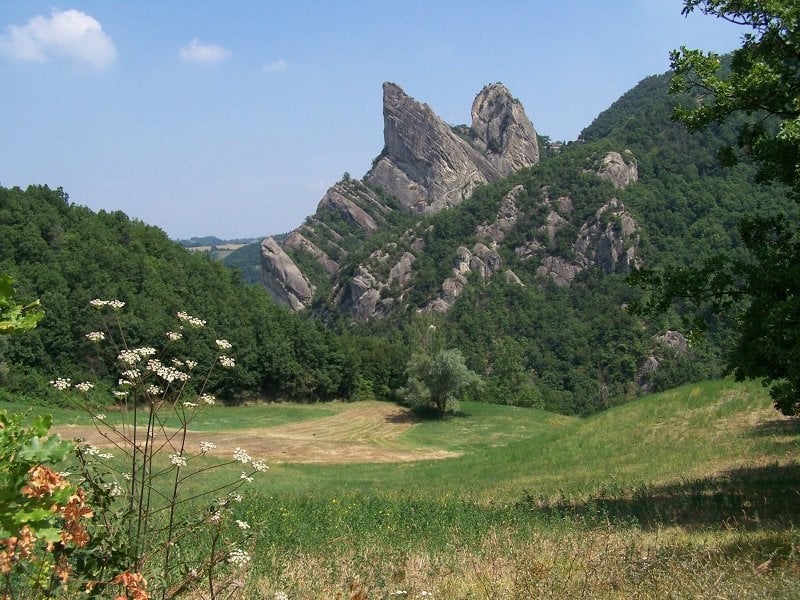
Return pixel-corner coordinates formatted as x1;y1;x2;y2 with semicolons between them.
519;463;800;531
750;416;800;437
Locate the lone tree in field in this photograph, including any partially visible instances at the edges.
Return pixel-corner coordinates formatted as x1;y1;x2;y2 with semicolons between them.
635;0;800;415
401;348;482;418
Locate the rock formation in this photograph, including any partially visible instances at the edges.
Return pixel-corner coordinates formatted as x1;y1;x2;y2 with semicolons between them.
470;84;540;175
259;238;315;310
260;81;540;311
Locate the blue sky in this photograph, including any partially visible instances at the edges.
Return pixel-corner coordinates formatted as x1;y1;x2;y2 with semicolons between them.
1;1;745;240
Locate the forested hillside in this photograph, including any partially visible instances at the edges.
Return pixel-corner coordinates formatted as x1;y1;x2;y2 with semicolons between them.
0;185;406;405
1;67;794;416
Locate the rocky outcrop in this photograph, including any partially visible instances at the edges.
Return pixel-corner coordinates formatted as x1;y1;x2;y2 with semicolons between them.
426;242;516;313
261;82;540;314
318;183;379;233
597;151;638;189
283;232;339;275
637;330;690;392
476;184;524;246
260;238;315;310
366;82;539;214
470;84;540;175
534;197;642;286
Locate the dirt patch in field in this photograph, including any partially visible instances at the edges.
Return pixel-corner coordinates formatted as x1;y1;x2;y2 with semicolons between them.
54;403;460;465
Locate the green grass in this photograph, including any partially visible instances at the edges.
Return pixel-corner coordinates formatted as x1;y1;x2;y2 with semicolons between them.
7;379;800;597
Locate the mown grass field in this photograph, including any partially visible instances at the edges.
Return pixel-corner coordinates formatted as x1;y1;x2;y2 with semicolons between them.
7;379;800;598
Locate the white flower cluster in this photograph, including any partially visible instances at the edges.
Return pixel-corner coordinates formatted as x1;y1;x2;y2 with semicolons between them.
275;591;289;600
83;445;100;456
200;441;217;453
166;331;183;341
75;381;94;393
185;359;197;370
50;377;71;390
94;413;106;420
215;339;232;350
233;447;250;464
146;358;190;383
252;460;269;473
146;385;162;396
90;299;125;310
121;369;141;380
240;472;254;483
169;453;187;467
182;401;198;408
227;548;251;567
218;355;236;368
85;331;105;342
118;347;157;365
177;311;206;328
199;393;216;405
113;391;129;399
235;519;250;530
108;481;125;497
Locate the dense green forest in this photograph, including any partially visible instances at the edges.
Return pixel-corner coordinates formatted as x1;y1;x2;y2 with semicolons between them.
1;68;794;416
0;185;407;406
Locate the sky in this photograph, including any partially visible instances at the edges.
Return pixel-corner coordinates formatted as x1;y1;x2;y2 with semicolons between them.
0;1;747;240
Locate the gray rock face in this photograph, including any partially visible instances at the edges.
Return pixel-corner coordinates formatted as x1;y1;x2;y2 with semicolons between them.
366;82;539;214
283;231;339;275
533;196;641;287
318;183;379;233
426;242;508;313
597;151;638;189
476;184;524;246
471;84;540;175
259;237;315;310
367;82;497;213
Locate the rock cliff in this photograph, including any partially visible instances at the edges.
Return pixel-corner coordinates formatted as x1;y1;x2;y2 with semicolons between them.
260;82;540;310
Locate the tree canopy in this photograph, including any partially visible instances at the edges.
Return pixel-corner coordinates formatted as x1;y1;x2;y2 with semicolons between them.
636;0;800;414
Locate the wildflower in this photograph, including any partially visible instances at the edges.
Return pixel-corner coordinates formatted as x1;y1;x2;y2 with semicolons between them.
209;511;223;524
107;300;125;310
182;401;198;408
185;359;197;370
240;472;253;483
108;482;124;497
215;339;232;350
98;453;114;460
233;447;250;464
85;331;105;342
252;460;269;473
94;413;106;420
119;379;134;387
235;519;250;530
169;453;187;467
89;299;108;308
113;391;129;399
199;441;216;453
275;592;289;600
146;385;161;395
219;355;236;368
50;377;71;390
177;311;206;327
75;382;94;393
83;445;100;456
171;358;184;368
200;393;216;405
118;350;139;365
166;331;182;341
228;493;242;503
121;369;141;380
122;473;132;481
134;347;157;358
227;548;250;567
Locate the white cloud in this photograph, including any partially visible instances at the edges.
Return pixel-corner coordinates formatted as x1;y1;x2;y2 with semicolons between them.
0;9;117;68
261;58;287;74
179;38;231;63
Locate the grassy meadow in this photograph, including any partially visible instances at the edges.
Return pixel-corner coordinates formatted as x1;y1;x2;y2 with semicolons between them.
7;379;800;598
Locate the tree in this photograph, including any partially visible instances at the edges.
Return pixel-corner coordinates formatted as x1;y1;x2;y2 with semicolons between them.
0;274;43;334
634;0;800;414
400;348;482;418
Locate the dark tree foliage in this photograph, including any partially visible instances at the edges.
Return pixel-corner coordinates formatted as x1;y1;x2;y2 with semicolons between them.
634;0;800;414
0;185;356;405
